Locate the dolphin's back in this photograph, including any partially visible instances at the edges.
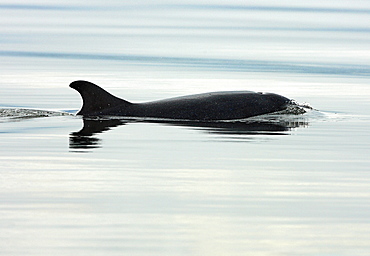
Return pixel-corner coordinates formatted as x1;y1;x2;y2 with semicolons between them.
126;92;287;120
70;80;290;120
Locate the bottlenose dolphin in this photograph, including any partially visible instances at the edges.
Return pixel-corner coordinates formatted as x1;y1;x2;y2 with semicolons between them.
70;80;291;120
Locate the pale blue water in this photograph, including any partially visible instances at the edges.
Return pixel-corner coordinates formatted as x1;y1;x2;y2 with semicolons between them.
1;1;370;255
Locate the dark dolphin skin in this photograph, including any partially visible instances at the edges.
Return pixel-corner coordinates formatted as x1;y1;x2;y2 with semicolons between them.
70;80;291;120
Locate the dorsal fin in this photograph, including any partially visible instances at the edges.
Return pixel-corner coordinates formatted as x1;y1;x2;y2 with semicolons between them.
70;80;132;115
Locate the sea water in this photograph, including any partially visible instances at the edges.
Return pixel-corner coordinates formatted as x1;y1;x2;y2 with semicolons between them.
1;1;370;255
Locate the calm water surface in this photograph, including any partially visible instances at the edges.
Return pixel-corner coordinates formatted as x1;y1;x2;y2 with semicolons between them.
1;1;370;255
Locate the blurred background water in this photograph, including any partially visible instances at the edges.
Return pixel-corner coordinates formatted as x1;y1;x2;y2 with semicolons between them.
1;1;370;255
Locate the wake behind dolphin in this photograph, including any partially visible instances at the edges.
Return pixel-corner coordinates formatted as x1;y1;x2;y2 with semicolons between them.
70;80;293;121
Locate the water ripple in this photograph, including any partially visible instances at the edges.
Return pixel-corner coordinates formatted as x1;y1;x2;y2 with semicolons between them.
1;4;369;14
1;50;369;76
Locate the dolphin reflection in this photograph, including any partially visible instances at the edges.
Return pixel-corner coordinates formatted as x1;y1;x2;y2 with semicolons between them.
69;117;308;150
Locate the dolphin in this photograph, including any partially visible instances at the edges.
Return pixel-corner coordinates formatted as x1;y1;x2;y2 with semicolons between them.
70;80;291;121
